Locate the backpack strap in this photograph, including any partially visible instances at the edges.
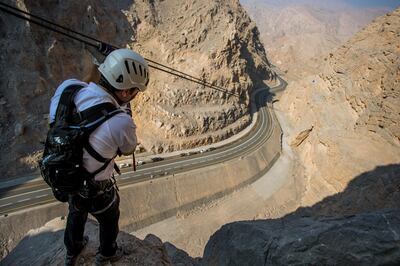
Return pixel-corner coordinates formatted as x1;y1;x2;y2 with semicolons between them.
74;102;124;161
54;84;85;125
55;84;125;178
74;103;125;177
84;141;122;175
71;102;119;126
90;157;114;177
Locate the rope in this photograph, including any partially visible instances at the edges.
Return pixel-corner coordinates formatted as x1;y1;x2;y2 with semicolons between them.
0;2;104;47
0;2;252;102
0;5;98;48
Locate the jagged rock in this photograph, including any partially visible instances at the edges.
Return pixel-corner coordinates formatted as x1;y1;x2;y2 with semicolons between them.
163;242;201;266
155;120;164;128
276;8;400;207
203;209;400;266
291;126;313;147
165;124;174;131
144;234;163;246
14;123;25;136
122;0;273;154
2;218;198;266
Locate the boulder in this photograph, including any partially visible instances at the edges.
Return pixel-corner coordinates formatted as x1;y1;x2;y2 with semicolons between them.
203;209;400;266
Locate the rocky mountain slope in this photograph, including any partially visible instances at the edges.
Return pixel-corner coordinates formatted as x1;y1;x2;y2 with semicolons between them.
0;0;273;178
201;9;400;264
128;0;273;154
3;4;399;265
242;0;388;77
276;8;400;207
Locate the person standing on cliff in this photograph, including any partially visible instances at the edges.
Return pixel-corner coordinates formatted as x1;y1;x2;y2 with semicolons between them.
48;48;149;266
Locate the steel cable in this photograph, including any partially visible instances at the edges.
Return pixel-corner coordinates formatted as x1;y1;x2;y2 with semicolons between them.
0;1;255;103
0;2;237;93
0;2;105;46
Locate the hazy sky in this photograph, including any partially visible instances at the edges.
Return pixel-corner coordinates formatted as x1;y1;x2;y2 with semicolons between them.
240;0;400;9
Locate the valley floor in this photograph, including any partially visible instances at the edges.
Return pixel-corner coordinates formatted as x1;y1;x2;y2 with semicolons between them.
133;98;302;257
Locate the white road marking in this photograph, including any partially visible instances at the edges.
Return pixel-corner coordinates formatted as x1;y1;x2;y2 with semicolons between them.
122;113;267;174
0;87;280;214
0;202;12;208
0;188;50;201
17;198;30;203
34;194;48;199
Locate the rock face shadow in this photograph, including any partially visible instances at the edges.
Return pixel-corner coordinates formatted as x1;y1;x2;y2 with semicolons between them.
203;164;400;265
295;164;400;217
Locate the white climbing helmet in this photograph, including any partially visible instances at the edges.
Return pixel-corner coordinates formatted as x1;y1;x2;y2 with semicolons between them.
98;48;150;91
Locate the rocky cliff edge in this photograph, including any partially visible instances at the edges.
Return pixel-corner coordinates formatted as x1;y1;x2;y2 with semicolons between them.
2;218;200;266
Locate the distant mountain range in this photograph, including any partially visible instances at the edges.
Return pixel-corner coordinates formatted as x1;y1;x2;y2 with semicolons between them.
241;0;390;77
241;0;396;9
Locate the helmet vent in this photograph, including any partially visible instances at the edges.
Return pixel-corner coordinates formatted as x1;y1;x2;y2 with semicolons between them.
132;62;138;75
139;65;143;76
116;75;123;83
124;60;130;74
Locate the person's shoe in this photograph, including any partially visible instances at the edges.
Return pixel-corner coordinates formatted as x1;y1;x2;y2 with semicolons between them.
65;236;89;266
95;247;123;266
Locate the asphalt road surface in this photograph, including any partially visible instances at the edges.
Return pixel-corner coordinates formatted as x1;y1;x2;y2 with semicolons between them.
0;78;287;215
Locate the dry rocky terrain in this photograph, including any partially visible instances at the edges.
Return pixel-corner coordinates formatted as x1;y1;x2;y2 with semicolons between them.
123;9;400;259
0;0;273;178
128;6;400;260
242;0;389;78
2;3;400;265
276;7;400;207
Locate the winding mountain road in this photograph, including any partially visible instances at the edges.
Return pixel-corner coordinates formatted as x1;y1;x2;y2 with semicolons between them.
0;78;287;215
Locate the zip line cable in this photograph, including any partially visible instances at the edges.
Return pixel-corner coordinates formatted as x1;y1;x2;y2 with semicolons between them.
0;5;98;49
0;2;104;47
0;2;252;102
0;2;223;89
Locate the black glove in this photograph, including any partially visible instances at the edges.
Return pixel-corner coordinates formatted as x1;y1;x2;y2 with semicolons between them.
98;42;116;56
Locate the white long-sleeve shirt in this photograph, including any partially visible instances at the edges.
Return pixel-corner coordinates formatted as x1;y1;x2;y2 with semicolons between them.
49;79;137;181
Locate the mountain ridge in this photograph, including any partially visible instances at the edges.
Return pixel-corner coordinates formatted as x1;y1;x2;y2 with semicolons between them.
0;0;273;178
242;1;390;77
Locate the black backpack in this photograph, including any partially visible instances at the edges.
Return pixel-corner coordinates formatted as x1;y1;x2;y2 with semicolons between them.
39;84;123;202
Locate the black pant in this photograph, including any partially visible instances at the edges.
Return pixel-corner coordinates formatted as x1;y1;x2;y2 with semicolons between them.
64;186;120;257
